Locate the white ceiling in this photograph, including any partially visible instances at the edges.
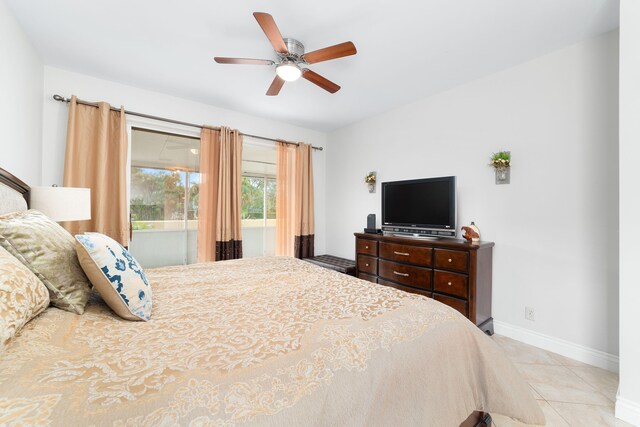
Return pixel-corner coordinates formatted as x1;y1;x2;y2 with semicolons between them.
7;0;619;131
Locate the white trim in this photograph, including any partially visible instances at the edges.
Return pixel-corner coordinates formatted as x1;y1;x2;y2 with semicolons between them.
126;116;201;139
494;320;619;372
243;136;278;150
616;396;640;426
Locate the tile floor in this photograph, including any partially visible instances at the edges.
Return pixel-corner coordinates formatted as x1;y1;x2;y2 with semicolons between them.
490;335;631;427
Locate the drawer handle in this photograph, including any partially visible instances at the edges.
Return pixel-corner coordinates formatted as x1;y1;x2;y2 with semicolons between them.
365;246;369;249
394;251;410;256
365;263;369;267
448;258;452;263
447;281;452;286
393;271;409;277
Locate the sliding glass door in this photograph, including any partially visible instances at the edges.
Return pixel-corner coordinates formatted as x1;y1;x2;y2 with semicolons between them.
128;128;200;268
128;132;277;265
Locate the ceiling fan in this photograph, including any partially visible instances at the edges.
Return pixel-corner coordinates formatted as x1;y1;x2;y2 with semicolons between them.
214;12;357;96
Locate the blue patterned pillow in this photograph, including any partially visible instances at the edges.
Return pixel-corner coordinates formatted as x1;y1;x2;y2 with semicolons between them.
75;233;152;321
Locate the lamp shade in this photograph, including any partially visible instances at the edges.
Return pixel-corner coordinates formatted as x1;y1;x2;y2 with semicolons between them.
30;186;91;222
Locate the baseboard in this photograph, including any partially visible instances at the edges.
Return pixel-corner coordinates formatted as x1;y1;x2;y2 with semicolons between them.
493;320;619;373
615;396;640;426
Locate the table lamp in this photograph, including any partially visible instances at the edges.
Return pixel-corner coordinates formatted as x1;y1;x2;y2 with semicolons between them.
30;186;91;222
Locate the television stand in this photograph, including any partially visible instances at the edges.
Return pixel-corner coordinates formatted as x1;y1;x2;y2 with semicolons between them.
355;232;494;335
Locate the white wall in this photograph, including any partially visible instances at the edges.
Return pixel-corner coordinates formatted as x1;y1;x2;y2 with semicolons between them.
326;31;619;362
42;66;328;254
616;0;640;424
0;0;42;185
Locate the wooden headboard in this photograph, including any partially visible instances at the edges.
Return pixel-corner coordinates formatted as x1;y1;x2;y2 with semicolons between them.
0;167;31;206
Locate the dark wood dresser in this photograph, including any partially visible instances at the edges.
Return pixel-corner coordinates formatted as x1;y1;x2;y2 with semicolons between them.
354;232;494;335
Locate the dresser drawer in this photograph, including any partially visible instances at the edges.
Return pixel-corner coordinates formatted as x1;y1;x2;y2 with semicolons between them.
356;239;378;256
433;270;469;299
379;242;432;266
434;249;469;273
434;293;468;317
378;259;431;290
357;255;378;275
358;272;378;283
378;278;432;298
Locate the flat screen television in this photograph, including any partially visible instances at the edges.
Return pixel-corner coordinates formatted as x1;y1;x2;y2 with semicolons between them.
381;176;457;238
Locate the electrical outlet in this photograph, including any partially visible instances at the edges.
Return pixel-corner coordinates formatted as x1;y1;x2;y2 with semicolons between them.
525;306;535;321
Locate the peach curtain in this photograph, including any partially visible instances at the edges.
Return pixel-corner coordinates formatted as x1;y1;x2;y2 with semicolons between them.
276;142;315;258
197;126;243;262
63;96;129;246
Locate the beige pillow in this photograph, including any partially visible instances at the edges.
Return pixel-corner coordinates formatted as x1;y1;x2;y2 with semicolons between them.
0;245;50;348
0;210;91;314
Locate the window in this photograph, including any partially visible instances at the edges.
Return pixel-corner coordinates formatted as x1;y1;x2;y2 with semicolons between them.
241;175;277;257
242;176;265;220
187;172;200;225
241;176;276;220
241;142;277;257
130;167;200;231
266;178;276;220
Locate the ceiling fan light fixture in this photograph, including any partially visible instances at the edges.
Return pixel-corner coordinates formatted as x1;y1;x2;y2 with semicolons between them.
214;13;357;95
276;61;302;82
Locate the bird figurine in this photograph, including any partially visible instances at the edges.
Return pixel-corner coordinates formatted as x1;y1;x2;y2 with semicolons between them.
462;222;481;242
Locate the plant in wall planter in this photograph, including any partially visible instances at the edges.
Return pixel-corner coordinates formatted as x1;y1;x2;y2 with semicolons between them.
490;151;511;184
365;171;377;193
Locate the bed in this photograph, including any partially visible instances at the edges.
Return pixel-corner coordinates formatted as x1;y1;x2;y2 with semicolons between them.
0;168;544;426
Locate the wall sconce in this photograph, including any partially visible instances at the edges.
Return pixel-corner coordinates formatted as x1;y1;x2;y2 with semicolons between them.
364;171;377;193
490;151;511;185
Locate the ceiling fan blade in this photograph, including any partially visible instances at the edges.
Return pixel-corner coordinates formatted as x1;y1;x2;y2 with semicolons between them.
302;69;341;93
214;57;275;65
266;75;285;96
303;41;357;64
253;12;288;54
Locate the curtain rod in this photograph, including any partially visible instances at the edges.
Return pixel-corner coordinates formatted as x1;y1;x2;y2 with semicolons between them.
52;94;323;151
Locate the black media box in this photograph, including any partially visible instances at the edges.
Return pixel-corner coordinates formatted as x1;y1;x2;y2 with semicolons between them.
364;228;382;234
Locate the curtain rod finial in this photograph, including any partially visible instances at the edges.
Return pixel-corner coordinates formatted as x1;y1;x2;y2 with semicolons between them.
52;94;69;102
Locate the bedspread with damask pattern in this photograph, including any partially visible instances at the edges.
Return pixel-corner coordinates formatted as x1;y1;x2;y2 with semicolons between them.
0;256;544;426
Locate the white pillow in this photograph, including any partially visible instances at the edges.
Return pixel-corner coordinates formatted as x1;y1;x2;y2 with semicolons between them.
75;233;152;321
